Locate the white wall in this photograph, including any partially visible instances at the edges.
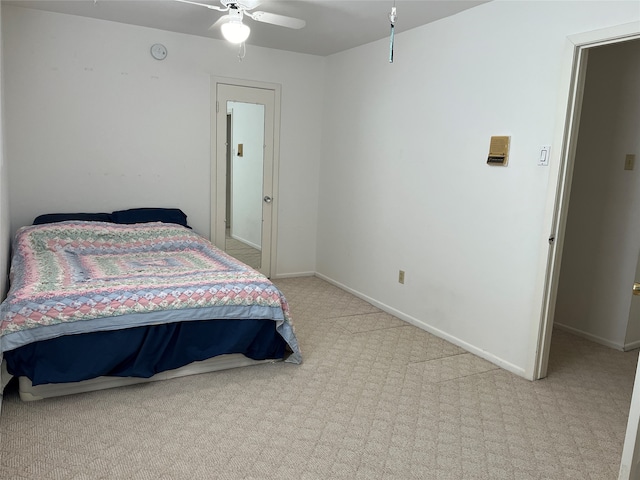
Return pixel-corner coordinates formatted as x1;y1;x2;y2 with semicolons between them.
1;5;323;276
317;1;640;376
0;1;8;416
228;101;263;249
555;40;640;350
0;3;8;299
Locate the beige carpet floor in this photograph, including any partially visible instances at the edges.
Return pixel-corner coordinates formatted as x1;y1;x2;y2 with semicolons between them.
225;229;261;270
0;276;637;479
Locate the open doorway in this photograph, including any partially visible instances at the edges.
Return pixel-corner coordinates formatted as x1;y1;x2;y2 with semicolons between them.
552;39;640;354
532;29;640;478
532;22;640;381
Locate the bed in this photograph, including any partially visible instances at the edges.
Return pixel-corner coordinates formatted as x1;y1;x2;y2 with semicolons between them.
0;209;301;401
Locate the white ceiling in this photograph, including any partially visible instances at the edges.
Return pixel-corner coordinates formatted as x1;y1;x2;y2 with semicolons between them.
4;0;489;56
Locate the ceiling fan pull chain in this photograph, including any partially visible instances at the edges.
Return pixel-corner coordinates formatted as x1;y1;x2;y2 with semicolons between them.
237;41;246;61
388;4;397;63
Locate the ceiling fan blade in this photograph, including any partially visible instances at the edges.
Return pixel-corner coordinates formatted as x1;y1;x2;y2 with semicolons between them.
234;0;263;10
208;14;231;31
175;0;226;12
247;11;306;29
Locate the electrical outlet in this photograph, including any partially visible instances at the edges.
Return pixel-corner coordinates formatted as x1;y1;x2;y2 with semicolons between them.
398;270;405;284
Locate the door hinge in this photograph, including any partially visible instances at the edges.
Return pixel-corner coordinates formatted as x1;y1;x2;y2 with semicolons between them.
548;235;556;245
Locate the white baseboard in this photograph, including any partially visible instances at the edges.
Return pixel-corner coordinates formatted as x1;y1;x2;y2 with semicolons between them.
230;233;261;251
554;322;625;351
624;340;640;352
272;271;316;279
315;272;527;379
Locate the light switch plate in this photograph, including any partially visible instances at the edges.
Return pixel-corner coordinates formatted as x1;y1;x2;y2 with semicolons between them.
625;154;636;171
538;145;551;166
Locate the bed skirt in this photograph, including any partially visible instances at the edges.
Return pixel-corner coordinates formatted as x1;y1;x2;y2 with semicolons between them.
2;317;288;400
12;353;278;401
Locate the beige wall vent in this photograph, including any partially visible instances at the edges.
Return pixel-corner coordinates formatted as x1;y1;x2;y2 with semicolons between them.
487;136;510;166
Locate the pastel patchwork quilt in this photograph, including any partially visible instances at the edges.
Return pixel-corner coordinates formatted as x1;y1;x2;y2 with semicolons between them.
0;221;301;363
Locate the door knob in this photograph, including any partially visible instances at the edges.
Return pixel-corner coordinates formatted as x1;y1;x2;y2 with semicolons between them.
263;196;272;204
634;282;640;296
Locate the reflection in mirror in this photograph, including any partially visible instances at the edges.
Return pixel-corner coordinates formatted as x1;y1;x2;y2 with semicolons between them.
224;101;265;270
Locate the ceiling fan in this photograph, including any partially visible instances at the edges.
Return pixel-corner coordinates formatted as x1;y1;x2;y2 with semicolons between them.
175;0;306;44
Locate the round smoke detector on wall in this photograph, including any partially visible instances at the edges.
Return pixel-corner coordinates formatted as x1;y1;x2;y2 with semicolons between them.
150;43;167;61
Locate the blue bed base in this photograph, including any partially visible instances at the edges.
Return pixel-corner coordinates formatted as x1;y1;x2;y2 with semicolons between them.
4;318;286;386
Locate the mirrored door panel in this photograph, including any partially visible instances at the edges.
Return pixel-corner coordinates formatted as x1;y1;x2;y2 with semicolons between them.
215;83;276;277
224;101;265;270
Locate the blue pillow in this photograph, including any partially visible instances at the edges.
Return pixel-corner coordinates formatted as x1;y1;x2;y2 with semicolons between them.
111;208;189;227
33;213;113;225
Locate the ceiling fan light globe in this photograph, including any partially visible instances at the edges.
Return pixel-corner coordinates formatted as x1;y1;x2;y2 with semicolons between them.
221;21;250;44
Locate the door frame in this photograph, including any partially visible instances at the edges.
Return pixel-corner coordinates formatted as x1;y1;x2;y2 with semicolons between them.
621;354;640;479
210;77;282;277
529;21;640;380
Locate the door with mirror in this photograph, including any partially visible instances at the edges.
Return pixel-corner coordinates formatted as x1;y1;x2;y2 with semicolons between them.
215;84;276;277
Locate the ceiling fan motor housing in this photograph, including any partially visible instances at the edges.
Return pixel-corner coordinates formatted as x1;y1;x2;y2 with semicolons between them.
221;0;260;10
227;8;243;21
